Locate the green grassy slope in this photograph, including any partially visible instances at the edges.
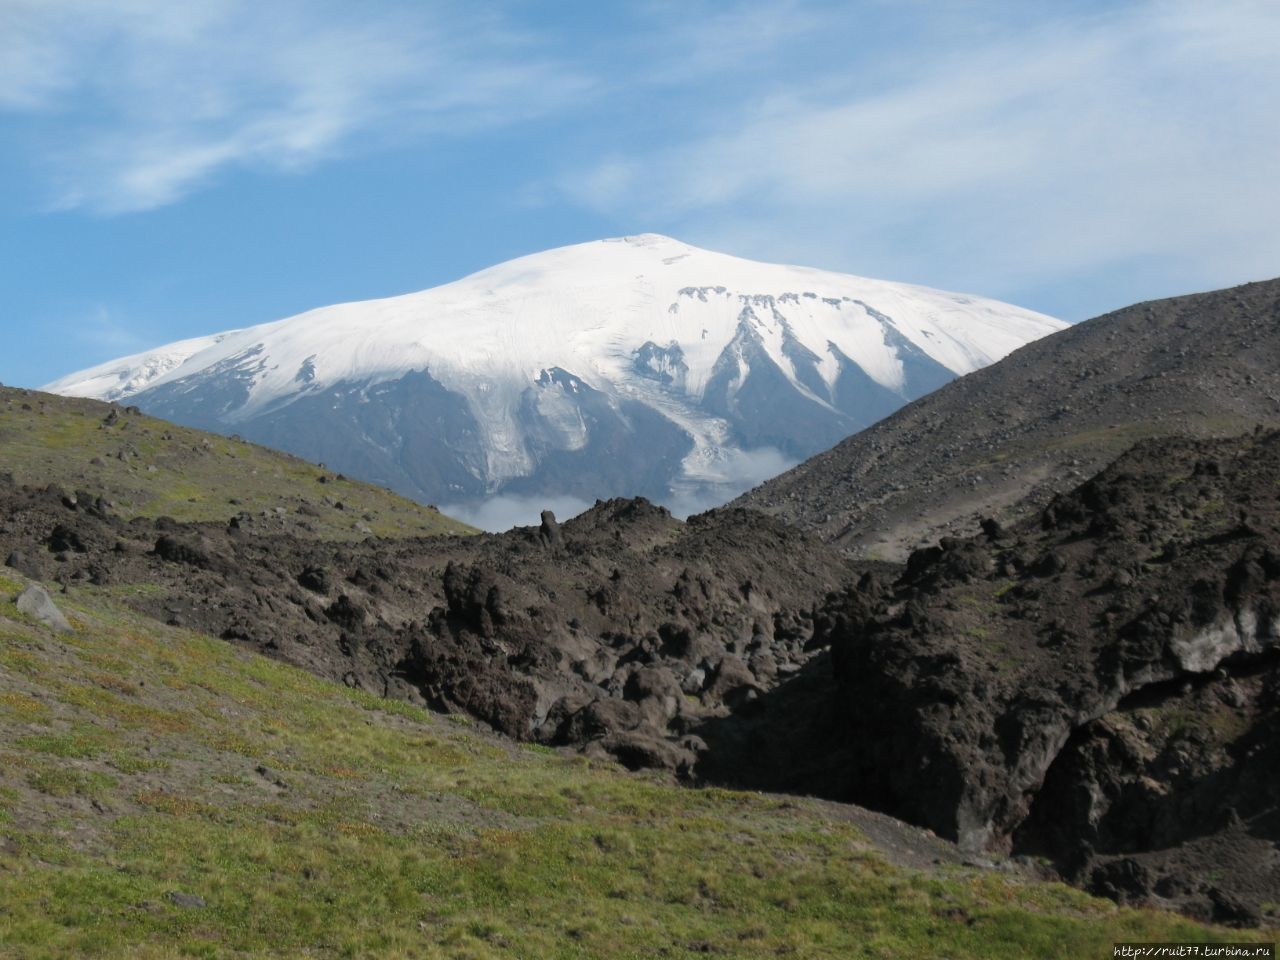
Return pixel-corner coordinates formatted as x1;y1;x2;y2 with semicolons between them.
1;573;1269;958
0;387;475;540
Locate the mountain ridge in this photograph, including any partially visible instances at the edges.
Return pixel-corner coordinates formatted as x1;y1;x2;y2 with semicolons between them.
736;277;1280;559
45;235;1064;525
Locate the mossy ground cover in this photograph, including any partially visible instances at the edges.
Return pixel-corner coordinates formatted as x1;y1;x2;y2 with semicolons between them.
0;572;1272;958
0;388;474;540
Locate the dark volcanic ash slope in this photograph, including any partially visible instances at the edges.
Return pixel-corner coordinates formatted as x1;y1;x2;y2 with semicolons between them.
813;429;1280;923
737;278;1280;560
0;476;857;775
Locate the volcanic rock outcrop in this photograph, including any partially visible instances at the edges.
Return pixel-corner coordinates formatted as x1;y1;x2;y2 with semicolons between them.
813;429;1280;922
0;476;855;776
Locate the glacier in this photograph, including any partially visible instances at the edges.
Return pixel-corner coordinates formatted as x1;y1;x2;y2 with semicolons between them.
45;234;1066;529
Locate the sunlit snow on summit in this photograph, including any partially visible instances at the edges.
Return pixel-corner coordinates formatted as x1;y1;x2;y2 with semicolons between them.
45;235;1065;528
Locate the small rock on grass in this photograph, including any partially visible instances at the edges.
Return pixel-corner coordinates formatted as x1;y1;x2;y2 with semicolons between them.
15;585;72;633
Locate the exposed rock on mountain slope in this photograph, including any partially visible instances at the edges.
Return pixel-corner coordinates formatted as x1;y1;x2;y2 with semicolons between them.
811;430;1280;922
44;234;1062;524
0;473;857;778
737;278;1280;560
1;389;855;777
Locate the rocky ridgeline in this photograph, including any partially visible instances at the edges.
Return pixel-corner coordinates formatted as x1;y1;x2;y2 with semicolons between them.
738;278;1280;559
813;429;1280;923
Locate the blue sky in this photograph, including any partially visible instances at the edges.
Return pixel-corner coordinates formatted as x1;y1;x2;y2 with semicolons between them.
2;0;1278;389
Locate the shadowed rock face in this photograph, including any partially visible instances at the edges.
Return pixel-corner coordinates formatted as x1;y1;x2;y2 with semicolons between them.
736;277;1280;560
811;430;1280;923
0;478;857;778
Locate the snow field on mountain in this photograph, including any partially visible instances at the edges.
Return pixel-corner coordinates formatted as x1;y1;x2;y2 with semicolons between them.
46;234;1065;523
49;235;1063;415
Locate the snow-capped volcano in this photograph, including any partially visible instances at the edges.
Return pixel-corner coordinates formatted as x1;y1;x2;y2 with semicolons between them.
46;234;1066;527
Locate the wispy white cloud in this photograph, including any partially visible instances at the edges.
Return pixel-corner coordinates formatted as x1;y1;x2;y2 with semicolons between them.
562;0;1280;313
0;1;79;110
71;303;151;354
440;443;797;530
440;494;592;534
628;0;827;85
4;0;1277;323
2;0;589;213
665;446;799;519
